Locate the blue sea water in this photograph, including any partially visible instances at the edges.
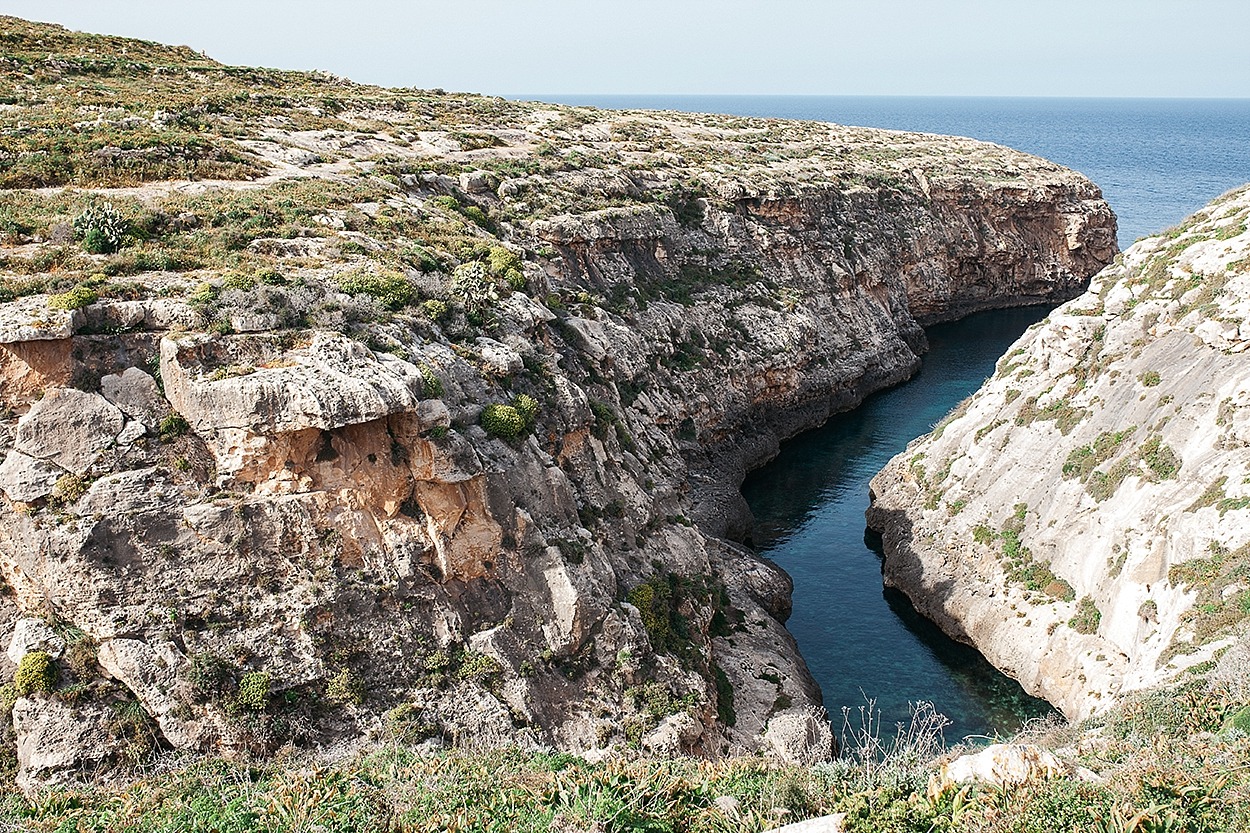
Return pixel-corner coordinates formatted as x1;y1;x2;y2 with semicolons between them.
513;95;1250;247
507;95;1250;740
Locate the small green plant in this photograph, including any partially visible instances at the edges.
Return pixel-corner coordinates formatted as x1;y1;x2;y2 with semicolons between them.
235;671;270;711
336;268;417;310
159;412;190;442
50;473;88;504
14;651;58;695
512;393;539;429
326;669;364;705
481;403;524;439
1069;596;1102;634
48;284;99;310
1139;370;1162;387
422;299;449;321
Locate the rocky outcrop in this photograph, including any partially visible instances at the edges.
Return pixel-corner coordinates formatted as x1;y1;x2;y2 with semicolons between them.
0;17;1115;784
869;184;1250;720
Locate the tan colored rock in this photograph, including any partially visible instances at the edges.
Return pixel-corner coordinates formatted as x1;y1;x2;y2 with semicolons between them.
96;638;203;749
14;388;125;474
0;339;73;409
13;696;120;791
930;743;1069;796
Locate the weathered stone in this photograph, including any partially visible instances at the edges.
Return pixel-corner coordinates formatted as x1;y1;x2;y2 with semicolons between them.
6;618;65;663
930;744;1068;795
642;712;702;755
14;696;120;791
100;367;167;427
761;709;834;765
0;296;79;344
0;451;63;502
475;337;524;375
96;638;203;749
13;388;125;474
765;814;848;833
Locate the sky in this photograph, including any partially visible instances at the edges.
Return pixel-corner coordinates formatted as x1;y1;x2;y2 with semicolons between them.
6;0;1250;98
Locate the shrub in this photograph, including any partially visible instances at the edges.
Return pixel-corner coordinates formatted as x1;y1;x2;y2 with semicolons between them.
50;473;88;504
336;268;417;310
512;393;539;429
481;403;525;439
48;284;99;310
450;262;498;315
1069;596;1102;634
1140;370;1162;387
422;299;449;321
14;651;58;695
326;669;364;705
74;202;127;254
159;413;190;442
236;671;270;711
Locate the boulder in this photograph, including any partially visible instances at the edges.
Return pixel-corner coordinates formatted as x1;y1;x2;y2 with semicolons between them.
96;638;202;748
765;815;848;833
930;743;1069;796
13;388;125;474
100;367;168;427
13;696;120;791
642;712;702;755
0;451;63;502
762;708;834;765
6;618;65;663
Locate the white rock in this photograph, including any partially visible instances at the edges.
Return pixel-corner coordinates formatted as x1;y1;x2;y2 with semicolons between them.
14;388;125;474
13;696;119;791
96;638;201;748
6;618;65;663
0;296;80;344
0;451;63;502
475;337;524;375
116;420;148;445
642;712;702;755
765;814;847;833
762;708;833;765
935;743;1068;791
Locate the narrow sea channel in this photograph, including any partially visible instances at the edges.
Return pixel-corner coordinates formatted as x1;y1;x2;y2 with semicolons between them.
741;306;1058;743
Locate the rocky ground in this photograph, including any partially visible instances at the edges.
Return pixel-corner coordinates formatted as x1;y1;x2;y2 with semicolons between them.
0;16;1115;787
869;183;1250;720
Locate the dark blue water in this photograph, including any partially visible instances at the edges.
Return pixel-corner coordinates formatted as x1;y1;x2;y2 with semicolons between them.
742;307;1055;741
513;95;1250;246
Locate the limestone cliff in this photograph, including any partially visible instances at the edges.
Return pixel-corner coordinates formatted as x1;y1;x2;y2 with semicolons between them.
869;184;1250;720
0;17;1114;785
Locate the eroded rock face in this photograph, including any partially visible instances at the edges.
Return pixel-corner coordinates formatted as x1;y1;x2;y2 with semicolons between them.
869;184;1250;720
0;108;1115;785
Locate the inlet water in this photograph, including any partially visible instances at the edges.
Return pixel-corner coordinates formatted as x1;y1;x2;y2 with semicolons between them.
741;306;1057;743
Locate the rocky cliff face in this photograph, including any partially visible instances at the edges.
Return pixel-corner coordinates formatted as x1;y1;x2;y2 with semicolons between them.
869;185;1250;720
0;17;1114;785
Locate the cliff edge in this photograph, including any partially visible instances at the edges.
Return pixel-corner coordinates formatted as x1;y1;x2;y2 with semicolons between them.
869;184;1250;720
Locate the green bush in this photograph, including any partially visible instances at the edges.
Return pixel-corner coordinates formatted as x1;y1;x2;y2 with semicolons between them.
481;403;525;439
422;299;449;321
326;669;364;705
47;284;99;310
235;671;270;711
159;412;190;442
512;393;539;429
336;268;417;310
74;202;127;254
14;651;58;696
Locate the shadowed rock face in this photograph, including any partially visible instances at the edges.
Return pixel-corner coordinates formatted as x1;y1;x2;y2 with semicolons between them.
869;184;1250;721
0;17;1116;785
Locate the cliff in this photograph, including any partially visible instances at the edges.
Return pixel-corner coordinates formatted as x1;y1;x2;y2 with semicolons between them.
0;16;1114;785
869;184;1250;720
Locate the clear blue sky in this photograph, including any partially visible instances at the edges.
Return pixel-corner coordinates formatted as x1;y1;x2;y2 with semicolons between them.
8;0;1249;97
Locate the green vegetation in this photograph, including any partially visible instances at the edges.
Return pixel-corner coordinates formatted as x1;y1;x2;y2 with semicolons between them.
1068;596;1102;634
1138;369;1161;387
235;671;271;711
481;401;526;440
158;412;191;442
13;651;58;695
336;268;418;310
47;284;99;310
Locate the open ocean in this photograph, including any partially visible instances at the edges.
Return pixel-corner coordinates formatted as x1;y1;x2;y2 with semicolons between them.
511;95;1250;247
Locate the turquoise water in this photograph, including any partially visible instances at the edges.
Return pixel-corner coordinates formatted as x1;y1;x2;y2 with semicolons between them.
741;306;1056;742
512;95;1250;246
